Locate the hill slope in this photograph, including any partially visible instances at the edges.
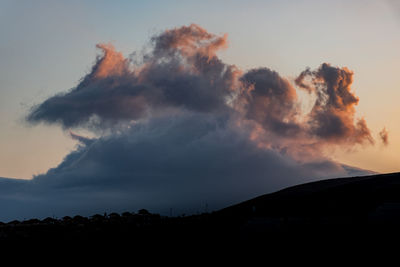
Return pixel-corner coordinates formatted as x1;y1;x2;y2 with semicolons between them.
2;172;400;249
219;172;400;220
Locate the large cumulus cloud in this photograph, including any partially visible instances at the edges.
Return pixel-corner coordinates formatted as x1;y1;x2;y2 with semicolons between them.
0;24;383;221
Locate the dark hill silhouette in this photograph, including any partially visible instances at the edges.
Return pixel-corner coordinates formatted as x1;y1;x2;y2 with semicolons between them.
219;172;400;220
2;172;400;252
212;172;400;251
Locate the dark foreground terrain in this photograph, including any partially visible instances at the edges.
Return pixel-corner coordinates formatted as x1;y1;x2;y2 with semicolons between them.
2;172;400;251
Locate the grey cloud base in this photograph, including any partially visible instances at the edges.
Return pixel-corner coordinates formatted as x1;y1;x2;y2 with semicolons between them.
0;113;371;222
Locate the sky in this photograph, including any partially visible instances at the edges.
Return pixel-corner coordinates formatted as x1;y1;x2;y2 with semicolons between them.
0;0;399;220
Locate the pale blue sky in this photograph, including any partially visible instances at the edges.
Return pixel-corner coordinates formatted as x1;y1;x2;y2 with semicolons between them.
1;0;399;178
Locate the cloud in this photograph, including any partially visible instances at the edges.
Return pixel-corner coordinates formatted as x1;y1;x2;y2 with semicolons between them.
26;24;238;129
0;24;383;221
0;113;371;221
69;131;95;146
379;127;389;146
234;63;377;161
238;67;301;137
295;63;374;145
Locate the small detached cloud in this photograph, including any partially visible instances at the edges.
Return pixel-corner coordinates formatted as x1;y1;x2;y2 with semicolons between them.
379;127;389;146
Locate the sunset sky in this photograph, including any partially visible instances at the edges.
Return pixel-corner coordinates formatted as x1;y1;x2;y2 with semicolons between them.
0;0;399;220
